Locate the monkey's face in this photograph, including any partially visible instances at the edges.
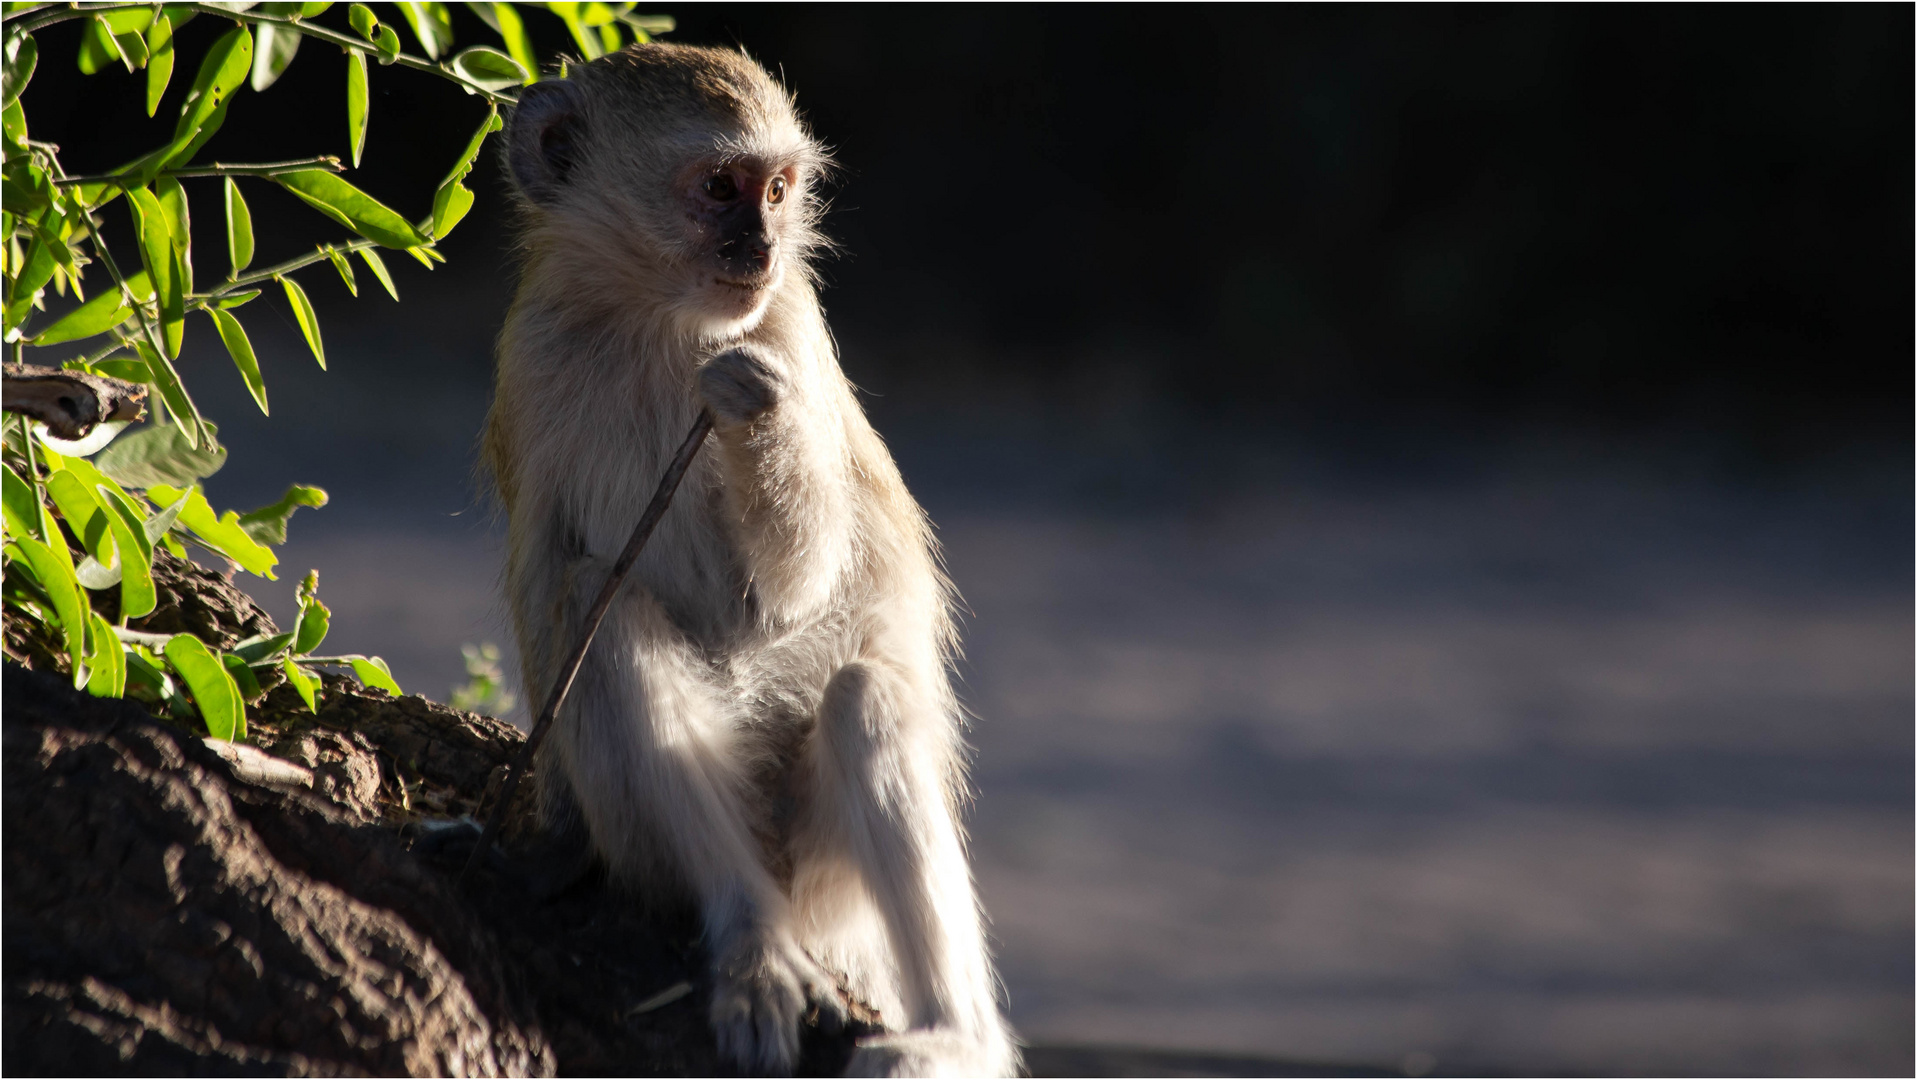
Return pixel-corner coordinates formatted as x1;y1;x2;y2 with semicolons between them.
505;52;829;344
673;156;802;335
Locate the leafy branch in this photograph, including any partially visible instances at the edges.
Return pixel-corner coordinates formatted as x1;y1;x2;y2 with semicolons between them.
0;1;672;741
10;2;517;103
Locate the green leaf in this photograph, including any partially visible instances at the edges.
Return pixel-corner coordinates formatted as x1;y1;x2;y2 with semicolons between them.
223;177;253;274
619;13;674;41
374;24;401;65
164;633;244;739
44;468;114;567
291;569;329;654
72;553;120;591
449;45;526;92
301;2;335;17
31;284;132;345
101;9;157;34
326;247;357;296
346;49;368;167
156;179;190;251
431;182;474;240
77;18;115;76
144;13;174;116
123;643;174;702
579;2;629;29
236;484;327;545
214;289;261;308
11;534;87;678
278;275;325;369
430;105;500;238
91;355;150;383
2;462;40;542
84;611;126;698
53;453;135;522
233;631;294;663
94;421;226;489
476;2;536;80
348;3;380;39
274;170;428;249
97;14;149;73
347;654;401;695
6;234;54;331
145;485;190;546
206;307;268;415
160;248;186;355
222;652;264;701
445;105;503;180
396;1;453;60
144;484;277;578
545;2;602;59
3;32;35;110
129;23;249;178
251;22;301;91
281;657;320;711
357;248;397;300
156;175;192;292
128;187;184;358
173;26;251;149
94;483;157;619
1;96;26;154
133;340;205;447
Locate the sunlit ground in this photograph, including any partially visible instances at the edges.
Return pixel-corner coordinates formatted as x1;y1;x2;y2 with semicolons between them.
226;418;1909;1076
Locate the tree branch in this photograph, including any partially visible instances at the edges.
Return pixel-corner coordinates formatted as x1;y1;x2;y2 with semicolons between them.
2;363;146;439
54;156;344;187
205;238;379;296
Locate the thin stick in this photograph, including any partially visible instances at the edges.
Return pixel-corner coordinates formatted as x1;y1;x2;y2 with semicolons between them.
458;409;715;884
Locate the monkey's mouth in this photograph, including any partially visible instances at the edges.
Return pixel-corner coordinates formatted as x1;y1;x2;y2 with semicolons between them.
713;275;773;293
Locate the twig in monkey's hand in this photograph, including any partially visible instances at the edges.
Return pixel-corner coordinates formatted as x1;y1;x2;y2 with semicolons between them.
458;409;715;885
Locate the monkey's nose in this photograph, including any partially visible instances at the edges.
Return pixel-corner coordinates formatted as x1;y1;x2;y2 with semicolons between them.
718;233;772;273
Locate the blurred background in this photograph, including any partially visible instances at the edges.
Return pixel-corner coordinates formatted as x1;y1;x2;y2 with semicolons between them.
25;5;1912;1075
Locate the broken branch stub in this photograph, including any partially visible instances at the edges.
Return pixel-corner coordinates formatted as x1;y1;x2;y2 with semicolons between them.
2;363;148;440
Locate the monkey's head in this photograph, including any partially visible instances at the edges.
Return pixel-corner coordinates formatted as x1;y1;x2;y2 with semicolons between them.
505;44;830;341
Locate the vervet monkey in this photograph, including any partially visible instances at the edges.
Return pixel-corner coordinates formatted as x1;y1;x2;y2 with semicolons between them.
484;44;1018;1077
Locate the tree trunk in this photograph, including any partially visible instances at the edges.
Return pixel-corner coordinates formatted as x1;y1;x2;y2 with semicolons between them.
2;553;876;1076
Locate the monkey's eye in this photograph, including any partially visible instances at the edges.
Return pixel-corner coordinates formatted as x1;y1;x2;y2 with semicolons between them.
766;176;788;205
703;173;738;201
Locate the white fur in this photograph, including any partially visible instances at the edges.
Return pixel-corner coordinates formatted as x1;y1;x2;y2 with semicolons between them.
487;44;1018;1077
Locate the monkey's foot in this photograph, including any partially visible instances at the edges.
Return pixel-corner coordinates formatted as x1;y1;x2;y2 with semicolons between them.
709;927;846;1075
844;1028;1019;1079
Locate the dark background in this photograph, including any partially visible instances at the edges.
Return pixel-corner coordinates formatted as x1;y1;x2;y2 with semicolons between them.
29;5;1912;467
21;6;1914;1075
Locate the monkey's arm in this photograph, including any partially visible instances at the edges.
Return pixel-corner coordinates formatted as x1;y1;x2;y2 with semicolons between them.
698;341;857;624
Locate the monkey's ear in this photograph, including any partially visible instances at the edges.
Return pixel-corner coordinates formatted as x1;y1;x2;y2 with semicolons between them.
507;79;586;204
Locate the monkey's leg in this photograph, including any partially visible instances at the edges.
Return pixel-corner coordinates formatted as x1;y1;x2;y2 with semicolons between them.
549;597;846;1073
798;661;1020;1078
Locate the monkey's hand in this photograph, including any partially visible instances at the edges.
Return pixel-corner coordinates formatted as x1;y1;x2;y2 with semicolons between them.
698;345;788;427
709;920;846;1074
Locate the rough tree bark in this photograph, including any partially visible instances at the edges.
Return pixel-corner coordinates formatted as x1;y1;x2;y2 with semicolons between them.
2;550;878;1076
1;364;147;440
